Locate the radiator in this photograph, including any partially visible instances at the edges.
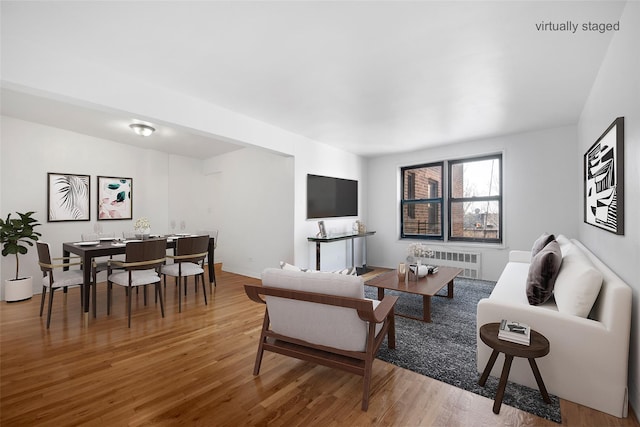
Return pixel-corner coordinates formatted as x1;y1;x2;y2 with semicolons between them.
428;250;481;279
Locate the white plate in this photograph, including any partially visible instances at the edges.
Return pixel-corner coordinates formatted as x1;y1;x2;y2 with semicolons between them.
111;243;126;247
75;241;99;246
99;237;116;242
124;239;142;243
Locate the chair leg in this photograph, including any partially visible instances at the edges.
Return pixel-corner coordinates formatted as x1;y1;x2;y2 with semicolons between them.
143;285;148;306
201;273;207;305
92;268;98;319
253;312;270;375
46;288;56;329
157;283;165;317
127;285;132;328
40;286;47;316
107;281;112;315
177;276;182;313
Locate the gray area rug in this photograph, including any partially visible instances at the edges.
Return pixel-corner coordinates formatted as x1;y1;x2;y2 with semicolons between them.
366;278;561;423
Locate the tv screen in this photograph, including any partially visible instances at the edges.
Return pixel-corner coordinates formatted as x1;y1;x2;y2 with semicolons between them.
307;174;358;219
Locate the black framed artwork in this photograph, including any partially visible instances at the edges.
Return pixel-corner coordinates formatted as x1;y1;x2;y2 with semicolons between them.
584;117;624;235
47;172;91;222
97;176;133;220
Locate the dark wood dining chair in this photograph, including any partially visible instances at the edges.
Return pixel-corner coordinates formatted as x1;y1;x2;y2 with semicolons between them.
81;232;123;318
36;242;85;329
197;230;218;289
106;239;167;327
161;235;209;312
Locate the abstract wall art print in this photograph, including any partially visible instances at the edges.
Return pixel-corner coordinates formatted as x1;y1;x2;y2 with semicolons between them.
97;176;133;220
48;173;91;222
584;117;624;235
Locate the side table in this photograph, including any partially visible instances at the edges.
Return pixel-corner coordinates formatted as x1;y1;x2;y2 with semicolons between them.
478;322;551;414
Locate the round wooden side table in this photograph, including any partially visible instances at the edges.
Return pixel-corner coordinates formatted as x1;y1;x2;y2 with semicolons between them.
478;322;551;414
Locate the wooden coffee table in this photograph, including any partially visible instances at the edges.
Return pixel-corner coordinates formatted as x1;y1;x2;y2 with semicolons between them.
365;266;463;323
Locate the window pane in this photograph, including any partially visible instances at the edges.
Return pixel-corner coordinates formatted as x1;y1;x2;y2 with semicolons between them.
403;165;442;200
403;202;441;236
451;158;500;198
450;201;500;240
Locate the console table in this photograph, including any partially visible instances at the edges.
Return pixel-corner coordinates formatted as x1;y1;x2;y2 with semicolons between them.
307;231;375;273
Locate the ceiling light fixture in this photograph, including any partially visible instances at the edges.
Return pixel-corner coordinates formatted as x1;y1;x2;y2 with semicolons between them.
129;123;155;137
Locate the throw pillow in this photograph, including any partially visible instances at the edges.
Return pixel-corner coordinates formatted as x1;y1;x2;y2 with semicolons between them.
279;261;307;272
526;240;562;305
531;233;556;259
553;246;603;318
331;267;358;275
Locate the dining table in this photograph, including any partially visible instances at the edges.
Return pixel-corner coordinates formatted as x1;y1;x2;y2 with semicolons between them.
62;235;217;317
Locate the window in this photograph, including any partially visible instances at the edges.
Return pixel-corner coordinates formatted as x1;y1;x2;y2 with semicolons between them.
449;155;502;243
401;163;443;239
401;154;502;243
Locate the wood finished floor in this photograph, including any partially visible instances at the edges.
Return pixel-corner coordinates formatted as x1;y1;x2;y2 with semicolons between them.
1;266;638;426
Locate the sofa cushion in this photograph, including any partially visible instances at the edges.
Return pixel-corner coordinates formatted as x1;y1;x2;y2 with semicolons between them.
531;233;555;259
526;240;562;305
553;244;603;318
262;268;381;352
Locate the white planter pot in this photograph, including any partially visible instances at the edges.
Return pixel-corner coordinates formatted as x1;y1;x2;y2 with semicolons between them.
4;277;33;302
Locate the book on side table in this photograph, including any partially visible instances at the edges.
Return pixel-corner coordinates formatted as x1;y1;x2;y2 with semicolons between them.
498;319;531;345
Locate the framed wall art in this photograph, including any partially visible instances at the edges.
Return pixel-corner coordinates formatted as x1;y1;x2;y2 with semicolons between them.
584;117;624;235
47;172;91;222
97;176;133;220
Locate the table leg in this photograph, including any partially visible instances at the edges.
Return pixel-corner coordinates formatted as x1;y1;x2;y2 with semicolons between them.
528;358;552;403
479;349;499;386
316;242;321;271
493;354;514;414
447;280;454;298
377;287;384;301
207;238;216;286
422;295;432;322
82;252;92;316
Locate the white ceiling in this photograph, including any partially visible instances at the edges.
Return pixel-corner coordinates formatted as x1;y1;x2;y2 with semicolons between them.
0;1;627;158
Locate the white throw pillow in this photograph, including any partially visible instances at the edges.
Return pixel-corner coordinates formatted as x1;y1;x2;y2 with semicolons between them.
553;245;603;318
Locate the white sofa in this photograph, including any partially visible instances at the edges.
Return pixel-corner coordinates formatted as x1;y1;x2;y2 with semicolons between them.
477;235;632;418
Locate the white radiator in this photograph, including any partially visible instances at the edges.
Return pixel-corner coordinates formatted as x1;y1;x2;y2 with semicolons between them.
428;250;481;279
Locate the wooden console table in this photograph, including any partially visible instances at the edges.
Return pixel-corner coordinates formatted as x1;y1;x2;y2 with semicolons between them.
307;231;375;273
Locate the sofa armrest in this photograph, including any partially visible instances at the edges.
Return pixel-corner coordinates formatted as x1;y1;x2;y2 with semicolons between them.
509;250;531;263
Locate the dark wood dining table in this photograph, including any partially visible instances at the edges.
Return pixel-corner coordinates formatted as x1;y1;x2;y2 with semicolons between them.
62;236;216;315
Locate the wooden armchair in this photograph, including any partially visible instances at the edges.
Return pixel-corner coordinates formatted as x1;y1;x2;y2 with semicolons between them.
244;268;398;410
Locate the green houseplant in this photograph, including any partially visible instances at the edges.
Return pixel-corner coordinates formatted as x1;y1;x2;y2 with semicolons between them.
1;211;42;301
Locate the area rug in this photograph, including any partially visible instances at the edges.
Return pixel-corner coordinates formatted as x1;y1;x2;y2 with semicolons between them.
365;279;562;423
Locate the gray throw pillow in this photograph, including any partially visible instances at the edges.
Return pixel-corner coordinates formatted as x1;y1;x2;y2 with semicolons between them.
527;240;562;305
531;233;556;259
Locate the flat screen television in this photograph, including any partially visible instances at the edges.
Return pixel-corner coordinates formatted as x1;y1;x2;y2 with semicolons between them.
307;174;358;219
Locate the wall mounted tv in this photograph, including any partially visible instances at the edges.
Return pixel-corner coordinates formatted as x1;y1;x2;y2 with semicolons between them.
307;174;358;219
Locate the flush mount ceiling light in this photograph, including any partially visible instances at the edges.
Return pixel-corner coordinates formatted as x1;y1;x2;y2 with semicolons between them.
129;123;155;137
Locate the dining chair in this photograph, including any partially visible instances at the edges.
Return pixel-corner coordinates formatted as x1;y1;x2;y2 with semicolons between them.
81;232;123;318
36;242;85;329
197;229;218;288
106;239;167;327
162;235;209;312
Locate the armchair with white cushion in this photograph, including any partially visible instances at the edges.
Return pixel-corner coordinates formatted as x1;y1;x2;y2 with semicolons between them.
244;268;398;410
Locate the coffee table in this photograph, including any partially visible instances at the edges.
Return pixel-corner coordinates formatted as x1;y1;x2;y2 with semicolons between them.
365;266;463;322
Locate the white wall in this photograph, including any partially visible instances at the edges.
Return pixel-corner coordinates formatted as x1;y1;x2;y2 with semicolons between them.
293;140;368;272
203;147;295;278
366;125;579;281
577;0;640;415
0;116;207;299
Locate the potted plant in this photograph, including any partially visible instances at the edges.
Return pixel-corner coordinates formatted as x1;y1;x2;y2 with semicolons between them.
0;211;42;302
